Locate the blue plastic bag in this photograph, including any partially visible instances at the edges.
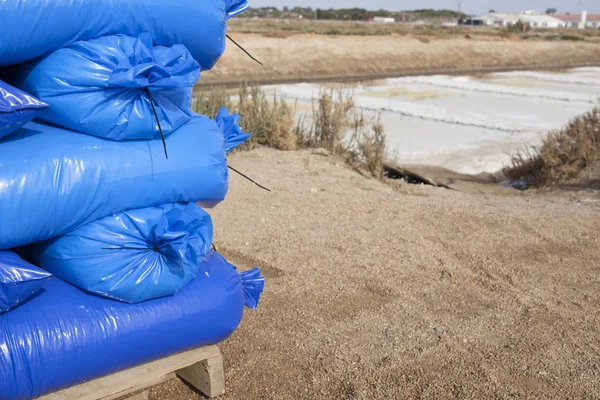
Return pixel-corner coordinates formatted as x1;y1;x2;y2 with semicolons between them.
7;34;199;141
0;251;51;314
0;109;249;250
24;203;213;303
0;0;248;69
240;267;266;310
0;80;47;139
0;251;263;399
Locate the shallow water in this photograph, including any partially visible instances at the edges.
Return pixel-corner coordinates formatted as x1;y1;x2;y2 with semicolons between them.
266;67;600;175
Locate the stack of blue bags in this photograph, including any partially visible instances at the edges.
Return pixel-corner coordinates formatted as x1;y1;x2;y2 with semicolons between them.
0;1;264;398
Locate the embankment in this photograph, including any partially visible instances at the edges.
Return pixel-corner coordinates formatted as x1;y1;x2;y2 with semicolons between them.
200;34;600;86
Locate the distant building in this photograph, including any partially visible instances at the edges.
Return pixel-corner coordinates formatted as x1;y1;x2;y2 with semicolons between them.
555;12;600;29
517;13;567;28
468;12;566;28
472;13;519;27
459;18;482;26
373;17;395;24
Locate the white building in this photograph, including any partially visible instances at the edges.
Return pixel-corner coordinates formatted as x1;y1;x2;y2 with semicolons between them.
555;12;600;29
471;12;567;29
472;13;519;27
373;17;395;24
517;13;567;28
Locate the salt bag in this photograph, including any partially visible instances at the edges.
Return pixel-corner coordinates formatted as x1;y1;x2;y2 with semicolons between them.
0;251;51;314
0;251;264;400
0;109;249;250
7;34;199;141
25;203;213;303
0;0;248;68
0;80;47;139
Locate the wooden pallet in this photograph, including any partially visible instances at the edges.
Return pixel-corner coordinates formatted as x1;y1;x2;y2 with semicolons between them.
37;345;225;400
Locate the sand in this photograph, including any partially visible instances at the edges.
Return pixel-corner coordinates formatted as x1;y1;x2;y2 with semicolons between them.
201;34;600;85
149;148;600;399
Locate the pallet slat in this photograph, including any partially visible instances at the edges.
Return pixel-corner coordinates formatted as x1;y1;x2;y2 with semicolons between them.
37;345;223;400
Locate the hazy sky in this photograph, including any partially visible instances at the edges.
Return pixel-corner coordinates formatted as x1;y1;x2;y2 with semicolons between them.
248;0;599;14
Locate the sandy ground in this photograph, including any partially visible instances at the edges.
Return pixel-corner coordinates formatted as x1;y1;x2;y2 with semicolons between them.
201;34;600;85
149;148;600;399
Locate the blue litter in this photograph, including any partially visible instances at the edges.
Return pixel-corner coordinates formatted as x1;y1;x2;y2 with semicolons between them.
0;0;248;69
0;251;51;314
0;251;263;399
0;80;47;139
240;267;266;310
24;203;213;304
217;107;252;153
0;109;249;250
6;34;199;141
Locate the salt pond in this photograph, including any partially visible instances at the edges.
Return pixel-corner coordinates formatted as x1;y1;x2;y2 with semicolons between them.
265;67;600;175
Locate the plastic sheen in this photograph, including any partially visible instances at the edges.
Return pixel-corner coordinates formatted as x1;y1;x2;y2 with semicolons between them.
0;109;249;250
25;203;214;304
6;34;199;141
0;80;47;139
0;251;52;314
0;251;259;399
0;0;249;69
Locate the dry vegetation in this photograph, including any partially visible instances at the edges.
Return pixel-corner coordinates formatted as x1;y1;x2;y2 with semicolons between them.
228;18;473;37
194;85;297;150
227;18;600;41
503;106;600;187
202;33;600;86
194;84;387;178
303;88;355;153
196;83;600;186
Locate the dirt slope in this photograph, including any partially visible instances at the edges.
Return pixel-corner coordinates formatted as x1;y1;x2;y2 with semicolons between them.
201;34;600;85
150;148;600;399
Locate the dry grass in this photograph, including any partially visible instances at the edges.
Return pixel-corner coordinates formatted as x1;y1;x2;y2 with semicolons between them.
194;84;297;150
193;87;232;120
228;18;434;37
503;106;600;186
521;32;586;41
346;116;387;178
236;85;297;150
300;88;355;154
201;34;600;86
194;84;388;178
227;18;508;39
227;18;600;40
295;88;387;178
